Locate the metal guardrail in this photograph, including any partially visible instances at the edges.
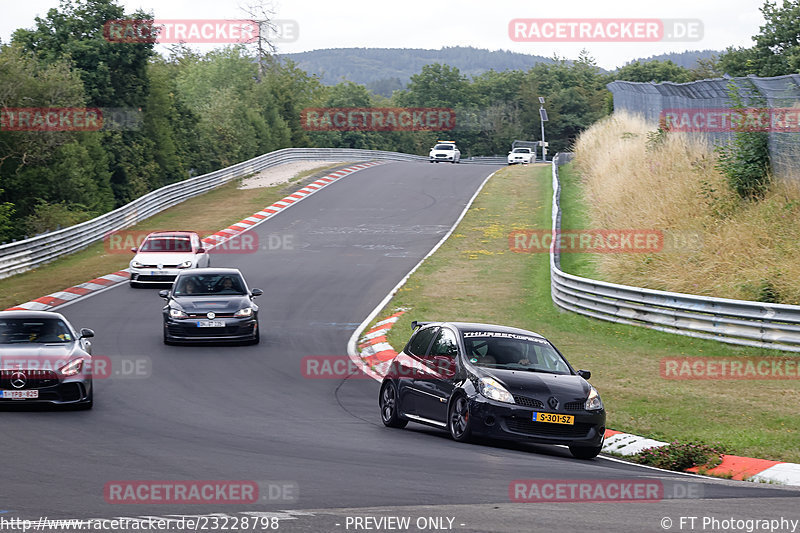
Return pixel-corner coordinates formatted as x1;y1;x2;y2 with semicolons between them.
549;152;800;352
0;148;432;279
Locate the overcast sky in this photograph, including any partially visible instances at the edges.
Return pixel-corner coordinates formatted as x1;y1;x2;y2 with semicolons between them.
0;0;766;70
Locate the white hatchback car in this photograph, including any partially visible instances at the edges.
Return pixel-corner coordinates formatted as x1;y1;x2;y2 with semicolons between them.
508;147;534;165
129;231;210;287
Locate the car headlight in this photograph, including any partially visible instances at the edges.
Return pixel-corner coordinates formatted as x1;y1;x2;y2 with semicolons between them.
131;260;144;268
585;386;604;411
60;358;84;376
169;308;188;319
478;377;515;404
234;307;253;318
176;260;193;269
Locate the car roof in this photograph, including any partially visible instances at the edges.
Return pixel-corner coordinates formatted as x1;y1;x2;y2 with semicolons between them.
422;321;547;340
0;310;68;320
145;231;198;238
176;267;242;275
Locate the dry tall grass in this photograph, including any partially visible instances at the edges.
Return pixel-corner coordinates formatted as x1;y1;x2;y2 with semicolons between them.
572;112;800;304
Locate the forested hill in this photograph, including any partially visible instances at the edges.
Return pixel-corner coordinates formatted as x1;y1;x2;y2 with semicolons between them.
280;46;558;95
625;49;721;69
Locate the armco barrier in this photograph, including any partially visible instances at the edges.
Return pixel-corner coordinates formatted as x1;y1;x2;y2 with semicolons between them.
0;148;435;279
550;153;800;352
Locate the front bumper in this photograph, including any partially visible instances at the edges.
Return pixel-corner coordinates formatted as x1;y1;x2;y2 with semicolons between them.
130;267;182;284
430;155;455;162
0;380;92;405
164;316;258;342
508;157;533;164
467;394;605;447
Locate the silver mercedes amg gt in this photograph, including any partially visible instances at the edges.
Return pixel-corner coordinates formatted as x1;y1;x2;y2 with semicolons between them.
0;310;95;409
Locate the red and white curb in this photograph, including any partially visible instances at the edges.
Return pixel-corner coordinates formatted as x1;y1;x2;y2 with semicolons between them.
4;162;382;312
5;271;131;311
356;310;800;487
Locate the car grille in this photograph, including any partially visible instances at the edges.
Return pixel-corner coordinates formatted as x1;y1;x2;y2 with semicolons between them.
0;369;59;389
140;264;179;268
136;275;176;282
512;395;544;408
564;401;584;411
168;324;252;337
505;416;593;439
187;313;236;318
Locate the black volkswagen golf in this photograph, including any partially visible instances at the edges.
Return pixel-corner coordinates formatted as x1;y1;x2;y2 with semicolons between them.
378;322;606;459
160;268;262;345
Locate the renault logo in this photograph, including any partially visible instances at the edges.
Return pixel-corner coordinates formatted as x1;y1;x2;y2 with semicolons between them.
207;312;216;319
10;371;26;389
547;396;559;410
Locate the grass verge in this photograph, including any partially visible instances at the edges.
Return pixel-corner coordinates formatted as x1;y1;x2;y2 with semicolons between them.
0;163;354;310
368;163;800;462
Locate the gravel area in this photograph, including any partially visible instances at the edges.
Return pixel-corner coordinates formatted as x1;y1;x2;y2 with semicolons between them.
238;161;345;189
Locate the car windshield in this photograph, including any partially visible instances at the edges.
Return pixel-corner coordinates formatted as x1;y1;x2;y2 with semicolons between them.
139;236;193;252
513;148;531;153
463;332;571;374
0;318;73;344
173;274;246;296
434;144;454;150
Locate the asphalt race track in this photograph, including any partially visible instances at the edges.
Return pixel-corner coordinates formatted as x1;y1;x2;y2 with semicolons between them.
4;161;799;532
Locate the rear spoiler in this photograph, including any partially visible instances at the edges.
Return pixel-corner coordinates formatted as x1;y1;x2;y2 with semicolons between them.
411;320;432;331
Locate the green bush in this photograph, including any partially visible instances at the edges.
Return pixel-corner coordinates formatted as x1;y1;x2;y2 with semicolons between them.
634;441;727;471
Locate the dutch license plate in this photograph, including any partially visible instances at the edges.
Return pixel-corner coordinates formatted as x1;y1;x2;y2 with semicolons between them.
1;390;39;399
197;321;225;328
533;412;574;425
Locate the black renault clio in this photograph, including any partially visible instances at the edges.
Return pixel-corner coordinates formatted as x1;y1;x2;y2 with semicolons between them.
379;322;606;459
160;268;262;345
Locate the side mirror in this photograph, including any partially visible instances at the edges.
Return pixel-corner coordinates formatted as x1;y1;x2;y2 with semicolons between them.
251;288;263;297
196;248;206;254
79;328;95;339
158;289;170;299
577;369;591;380
131;248;137;253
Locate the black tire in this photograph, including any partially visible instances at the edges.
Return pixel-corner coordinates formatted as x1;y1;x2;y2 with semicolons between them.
250;332;260;345
448;394;472;442
569;444;602;459
379;381;407;428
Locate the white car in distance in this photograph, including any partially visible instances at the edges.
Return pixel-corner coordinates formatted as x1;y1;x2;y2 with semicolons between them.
129;231;210;287
429;141;461;163
508;147;534;165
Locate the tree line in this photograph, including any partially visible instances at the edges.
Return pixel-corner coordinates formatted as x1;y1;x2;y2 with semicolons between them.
1;0;796;242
